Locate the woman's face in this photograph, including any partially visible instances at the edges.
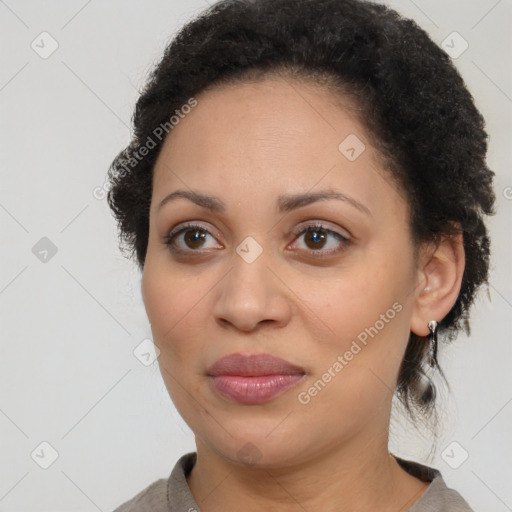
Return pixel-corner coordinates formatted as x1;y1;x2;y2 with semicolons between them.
142;77;424;467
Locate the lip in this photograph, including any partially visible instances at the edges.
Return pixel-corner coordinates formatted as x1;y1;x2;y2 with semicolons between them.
207;353;305;377
207;353;306;404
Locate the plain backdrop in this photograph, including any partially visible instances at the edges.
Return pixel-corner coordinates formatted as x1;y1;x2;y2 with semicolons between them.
0;1;511;511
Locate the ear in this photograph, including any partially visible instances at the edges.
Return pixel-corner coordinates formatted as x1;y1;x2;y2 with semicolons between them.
410;229;465;337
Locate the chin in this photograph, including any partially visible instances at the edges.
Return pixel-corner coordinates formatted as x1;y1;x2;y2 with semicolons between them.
198;427;311;469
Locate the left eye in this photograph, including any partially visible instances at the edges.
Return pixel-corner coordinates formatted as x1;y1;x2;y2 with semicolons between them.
290;223;351;256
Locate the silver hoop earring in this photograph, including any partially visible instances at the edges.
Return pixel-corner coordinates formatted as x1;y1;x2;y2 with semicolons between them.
427;320;438;369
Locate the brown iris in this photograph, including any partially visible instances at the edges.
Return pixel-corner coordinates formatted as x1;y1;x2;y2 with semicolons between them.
184;229;207;249
304;228;327;250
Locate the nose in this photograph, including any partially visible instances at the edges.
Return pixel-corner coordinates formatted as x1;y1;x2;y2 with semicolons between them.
212;248;292;332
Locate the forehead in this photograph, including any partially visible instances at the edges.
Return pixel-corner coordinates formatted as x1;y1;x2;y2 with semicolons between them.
152;78;403;217
156;77;365;162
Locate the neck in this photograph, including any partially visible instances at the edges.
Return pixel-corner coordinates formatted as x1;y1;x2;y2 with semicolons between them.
187;429;429;512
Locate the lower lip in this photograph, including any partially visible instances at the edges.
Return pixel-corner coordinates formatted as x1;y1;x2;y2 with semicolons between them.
209;374;305;404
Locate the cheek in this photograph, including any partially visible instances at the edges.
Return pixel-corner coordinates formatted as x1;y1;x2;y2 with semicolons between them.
141;267;173;338
293;256;412;386
296;264;400;339
141;261;206;358
142;265;208;408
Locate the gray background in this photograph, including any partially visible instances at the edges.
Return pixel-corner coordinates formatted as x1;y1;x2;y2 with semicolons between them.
0;0;511;510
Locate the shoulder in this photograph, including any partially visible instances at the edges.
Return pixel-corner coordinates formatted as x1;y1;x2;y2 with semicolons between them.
395;456;476;512
411;476;476;512
112;452;199;512
113;477;169;512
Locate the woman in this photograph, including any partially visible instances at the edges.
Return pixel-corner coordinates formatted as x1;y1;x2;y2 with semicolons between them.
107;0;495;510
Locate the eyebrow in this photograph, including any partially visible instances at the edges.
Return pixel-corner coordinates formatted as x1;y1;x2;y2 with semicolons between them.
157;188;372;216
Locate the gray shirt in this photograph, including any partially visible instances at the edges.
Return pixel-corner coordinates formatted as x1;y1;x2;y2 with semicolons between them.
113;452;475;511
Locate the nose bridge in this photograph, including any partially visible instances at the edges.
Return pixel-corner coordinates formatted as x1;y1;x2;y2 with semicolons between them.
227;238;271;307
213;237;290;330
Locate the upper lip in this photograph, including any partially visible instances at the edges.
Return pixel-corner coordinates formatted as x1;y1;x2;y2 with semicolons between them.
207;353;306;377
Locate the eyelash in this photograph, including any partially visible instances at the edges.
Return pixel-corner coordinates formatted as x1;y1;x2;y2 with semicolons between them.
163;222;351;258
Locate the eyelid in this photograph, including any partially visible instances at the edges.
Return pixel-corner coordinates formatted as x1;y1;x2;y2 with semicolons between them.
289;220;352;241
167;220;222;240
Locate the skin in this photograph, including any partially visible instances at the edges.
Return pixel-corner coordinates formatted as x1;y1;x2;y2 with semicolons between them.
141;76;465;512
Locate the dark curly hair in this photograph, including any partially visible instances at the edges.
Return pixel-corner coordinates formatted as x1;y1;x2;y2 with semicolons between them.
106;0;495;431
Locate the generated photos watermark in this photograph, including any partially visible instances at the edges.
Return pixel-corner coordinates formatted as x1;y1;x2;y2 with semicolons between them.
93;97;198;200
297;301;403;405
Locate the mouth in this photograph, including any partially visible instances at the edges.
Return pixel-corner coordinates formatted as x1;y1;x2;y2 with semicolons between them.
206;353;306;404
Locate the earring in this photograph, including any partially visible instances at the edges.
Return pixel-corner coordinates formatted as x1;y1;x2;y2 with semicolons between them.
427;320;438;369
